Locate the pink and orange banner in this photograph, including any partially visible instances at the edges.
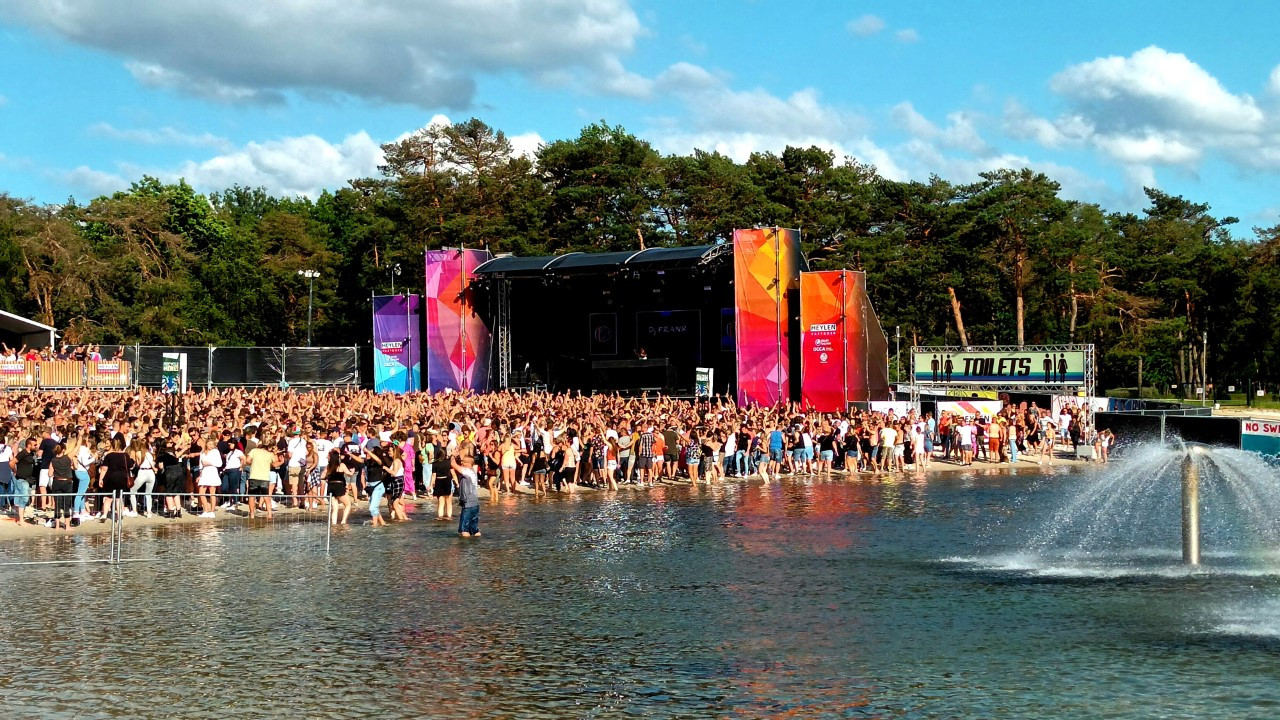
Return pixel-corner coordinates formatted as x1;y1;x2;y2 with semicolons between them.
799;270;888;410
733;228;803;407
424;248;492;393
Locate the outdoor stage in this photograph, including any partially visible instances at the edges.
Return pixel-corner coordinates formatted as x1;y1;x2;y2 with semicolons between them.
406;229;891;408
471;244;736;395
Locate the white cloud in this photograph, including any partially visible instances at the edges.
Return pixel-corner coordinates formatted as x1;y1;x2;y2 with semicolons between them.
895;28;920;43
655;63;856;140
891;102;992;155
65;115;544;200
846;14;885;37
509;131;545;159
1002;100;1093;149
168;132;386;197
7;0;645;108
1091;133;1201;166
1050;46;1263;134
1007;45;1280;197
88;122;232;151
56;165;130;197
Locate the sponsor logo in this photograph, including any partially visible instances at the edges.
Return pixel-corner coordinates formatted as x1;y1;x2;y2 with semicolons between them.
809;323;837;333
380;342;404;355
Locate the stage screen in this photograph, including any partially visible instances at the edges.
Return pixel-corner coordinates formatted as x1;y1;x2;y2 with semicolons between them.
636;309;701;365
424;248;492;392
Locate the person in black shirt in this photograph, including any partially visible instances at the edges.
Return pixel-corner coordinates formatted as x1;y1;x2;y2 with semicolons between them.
12;437;37;523
49;443;75;530
37;428;58;511
154;441;185;518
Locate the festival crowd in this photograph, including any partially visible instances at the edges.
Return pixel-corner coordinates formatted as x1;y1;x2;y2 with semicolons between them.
0;343;125;363
0;388;1114;535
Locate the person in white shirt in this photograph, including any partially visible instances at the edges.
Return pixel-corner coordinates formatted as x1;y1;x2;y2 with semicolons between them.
285;429;307;504
956;418;975;466
879;424;898;472
222;442;246;508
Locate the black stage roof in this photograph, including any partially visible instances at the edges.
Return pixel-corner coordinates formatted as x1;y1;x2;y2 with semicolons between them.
472;243;731;278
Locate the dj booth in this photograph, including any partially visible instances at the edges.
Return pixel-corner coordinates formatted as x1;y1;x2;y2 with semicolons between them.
590;358;676;393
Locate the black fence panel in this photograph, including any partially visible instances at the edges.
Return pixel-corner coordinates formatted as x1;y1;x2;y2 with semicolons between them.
210;347;285;386
284;348;357;386
135;346;211;388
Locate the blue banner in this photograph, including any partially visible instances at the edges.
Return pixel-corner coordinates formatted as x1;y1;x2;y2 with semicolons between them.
372;294;421;393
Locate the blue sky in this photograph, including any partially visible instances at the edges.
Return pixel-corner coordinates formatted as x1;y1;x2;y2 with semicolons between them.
2;1;1279;229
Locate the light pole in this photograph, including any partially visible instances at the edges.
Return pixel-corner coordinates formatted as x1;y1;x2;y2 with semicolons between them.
297;269;320;346
391;263;401;296
1202;330;1208;407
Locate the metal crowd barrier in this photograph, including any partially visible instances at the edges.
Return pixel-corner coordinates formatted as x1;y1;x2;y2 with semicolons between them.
0;492;334;566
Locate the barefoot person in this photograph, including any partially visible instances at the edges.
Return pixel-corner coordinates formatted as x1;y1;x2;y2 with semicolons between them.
325;447;352;525
453;452;481;538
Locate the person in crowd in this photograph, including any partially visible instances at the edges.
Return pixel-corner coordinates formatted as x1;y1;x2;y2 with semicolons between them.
246;434;276;519
326;447;352;525
453;452;481;538
96;435;131;522
126;437;156;518
432;433;455;517
48;443;76;530
195;436;222;518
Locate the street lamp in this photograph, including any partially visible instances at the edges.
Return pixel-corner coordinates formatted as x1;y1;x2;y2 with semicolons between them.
297;269;320;346
391;263;402;296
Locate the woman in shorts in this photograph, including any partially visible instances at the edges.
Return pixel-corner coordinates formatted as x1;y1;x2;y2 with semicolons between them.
325;447;352;525
684;431;701;484
385;441;407;521
498;433;518;494
431;438;454;519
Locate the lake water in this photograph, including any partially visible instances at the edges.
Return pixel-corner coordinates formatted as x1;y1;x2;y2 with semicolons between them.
4;468;1280;718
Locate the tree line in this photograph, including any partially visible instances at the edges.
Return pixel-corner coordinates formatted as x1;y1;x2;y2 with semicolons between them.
0;118;1275;395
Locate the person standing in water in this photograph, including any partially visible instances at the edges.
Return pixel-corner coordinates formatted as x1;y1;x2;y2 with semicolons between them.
453;453;481;538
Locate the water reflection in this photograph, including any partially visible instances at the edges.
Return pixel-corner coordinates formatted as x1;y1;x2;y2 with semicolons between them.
4;468;1280;718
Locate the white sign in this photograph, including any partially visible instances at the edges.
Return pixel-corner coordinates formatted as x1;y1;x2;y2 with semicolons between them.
1241;420;1280;437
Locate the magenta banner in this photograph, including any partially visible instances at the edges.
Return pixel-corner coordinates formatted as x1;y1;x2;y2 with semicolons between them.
424;248;492;392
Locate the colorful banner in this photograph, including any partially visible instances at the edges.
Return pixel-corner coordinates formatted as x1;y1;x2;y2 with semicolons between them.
799;270;888;410
372;294;422;393
424;248;492;393
938;400;1004;418
734;228;803;406
912;349;1086;385
800;271;846;411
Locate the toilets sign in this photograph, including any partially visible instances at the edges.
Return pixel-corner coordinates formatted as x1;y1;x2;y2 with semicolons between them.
1241;420;1280;456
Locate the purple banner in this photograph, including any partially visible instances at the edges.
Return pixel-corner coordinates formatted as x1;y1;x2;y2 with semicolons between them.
372;294;421;393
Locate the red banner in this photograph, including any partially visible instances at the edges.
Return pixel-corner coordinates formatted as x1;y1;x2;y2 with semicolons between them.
800;270;885;409
800;271;846;411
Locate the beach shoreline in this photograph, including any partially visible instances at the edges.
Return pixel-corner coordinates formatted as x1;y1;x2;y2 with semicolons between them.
0;453;1092;544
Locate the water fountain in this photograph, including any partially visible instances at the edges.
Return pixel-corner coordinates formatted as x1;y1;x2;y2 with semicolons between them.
1181;443;1208;565
962;440;1280;578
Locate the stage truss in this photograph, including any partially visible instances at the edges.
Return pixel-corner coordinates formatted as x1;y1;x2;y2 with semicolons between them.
495;278;511;389
908;343;1096;406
